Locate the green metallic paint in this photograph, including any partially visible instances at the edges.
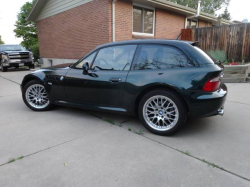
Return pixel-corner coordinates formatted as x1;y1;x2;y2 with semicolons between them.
21;40;227;118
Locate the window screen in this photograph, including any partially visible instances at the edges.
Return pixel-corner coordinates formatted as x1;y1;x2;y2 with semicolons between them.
133;6;154;34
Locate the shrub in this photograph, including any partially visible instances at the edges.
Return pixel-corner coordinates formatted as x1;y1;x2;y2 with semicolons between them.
207;50;228;64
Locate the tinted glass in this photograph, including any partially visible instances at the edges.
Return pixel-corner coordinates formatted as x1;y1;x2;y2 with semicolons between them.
144;9;154;34
0;45;26;52
134;45;193;70
75;52;97;69
93;45;137;71
133;7;143;33
193;47;214;64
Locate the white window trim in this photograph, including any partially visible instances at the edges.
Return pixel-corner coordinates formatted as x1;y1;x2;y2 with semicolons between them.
132;3;155;36
185;18;199;29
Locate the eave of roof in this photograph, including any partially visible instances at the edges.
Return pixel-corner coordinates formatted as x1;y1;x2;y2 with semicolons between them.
26;0;48;22
27;0;234;25
141;0;234;24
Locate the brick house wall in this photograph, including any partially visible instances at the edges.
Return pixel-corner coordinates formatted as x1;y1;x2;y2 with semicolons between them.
36;0;213;65
155;9;185;39
198;20;212;28
115;0;133;41
37;0;112;60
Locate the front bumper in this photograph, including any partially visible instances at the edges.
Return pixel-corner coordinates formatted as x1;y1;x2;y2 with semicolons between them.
188;83;228;118
2;59;34;68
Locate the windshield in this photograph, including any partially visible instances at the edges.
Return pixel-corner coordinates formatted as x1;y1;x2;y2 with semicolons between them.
0;45;27;52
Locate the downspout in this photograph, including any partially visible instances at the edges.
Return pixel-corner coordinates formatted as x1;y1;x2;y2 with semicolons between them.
186;0;201;20
112;0;117;42
180;0;201;39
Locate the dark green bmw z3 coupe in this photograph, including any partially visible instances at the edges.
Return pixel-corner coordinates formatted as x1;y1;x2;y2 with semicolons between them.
21;40;227;135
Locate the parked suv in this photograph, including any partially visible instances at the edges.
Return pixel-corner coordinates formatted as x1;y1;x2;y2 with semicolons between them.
0;44;34;72
21;40;227;135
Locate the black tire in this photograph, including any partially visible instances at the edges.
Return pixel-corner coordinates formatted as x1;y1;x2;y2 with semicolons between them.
138;89;187;136
22;80;52;111
29;65;35;69
1;63;7;72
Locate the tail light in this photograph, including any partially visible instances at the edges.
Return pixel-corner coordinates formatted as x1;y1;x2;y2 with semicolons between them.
203;76;221;92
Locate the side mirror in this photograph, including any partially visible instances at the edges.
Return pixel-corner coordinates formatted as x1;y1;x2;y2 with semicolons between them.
82;62;89;75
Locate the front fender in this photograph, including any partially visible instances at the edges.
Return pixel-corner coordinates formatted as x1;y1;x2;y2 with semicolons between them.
21;68;70;101
21;71;47;91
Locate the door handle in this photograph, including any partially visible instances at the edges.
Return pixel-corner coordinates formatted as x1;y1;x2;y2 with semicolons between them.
109;78;122;83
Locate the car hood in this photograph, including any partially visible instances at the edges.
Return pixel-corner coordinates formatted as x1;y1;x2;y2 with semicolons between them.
1;51;30;54
42;63;74;69
31;63;74;78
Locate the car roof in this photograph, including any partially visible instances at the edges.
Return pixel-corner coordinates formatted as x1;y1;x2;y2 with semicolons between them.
95;39;196;49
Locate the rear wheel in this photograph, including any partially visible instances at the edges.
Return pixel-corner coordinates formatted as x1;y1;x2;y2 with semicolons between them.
138;89;187;136
22;80;52;111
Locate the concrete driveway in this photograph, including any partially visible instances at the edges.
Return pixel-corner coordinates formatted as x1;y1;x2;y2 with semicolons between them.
0;68;250;187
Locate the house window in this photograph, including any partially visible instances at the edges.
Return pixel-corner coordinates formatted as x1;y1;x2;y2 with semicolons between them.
186;19;198;29
133;6;154;34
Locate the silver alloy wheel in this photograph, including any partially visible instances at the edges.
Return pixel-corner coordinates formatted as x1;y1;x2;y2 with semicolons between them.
25;84;50;109
143;95;179;131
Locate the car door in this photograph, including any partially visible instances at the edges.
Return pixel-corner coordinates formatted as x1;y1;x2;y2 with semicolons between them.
64;44;137;106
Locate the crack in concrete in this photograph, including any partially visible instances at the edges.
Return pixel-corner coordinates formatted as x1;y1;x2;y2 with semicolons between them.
81;112;250;182
0;132;96;167
0;75;20;85
227;100;250;106
139;134;250;182
1;111;249;183
120;119;134;124
1;75;249;182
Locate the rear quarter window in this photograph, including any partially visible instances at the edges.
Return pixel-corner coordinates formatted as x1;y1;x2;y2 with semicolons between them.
133;44;194;70
193;47;215;64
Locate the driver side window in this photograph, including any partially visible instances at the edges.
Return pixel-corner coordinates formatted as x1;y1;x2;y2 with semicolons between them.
92;45;137;71
75;52;97;69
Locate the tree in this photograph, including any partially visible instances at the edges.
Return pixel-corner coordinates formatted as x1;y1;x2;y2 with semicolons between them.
14;0;39;60
0;35;4;44
220;7;231;20
169;0;231;15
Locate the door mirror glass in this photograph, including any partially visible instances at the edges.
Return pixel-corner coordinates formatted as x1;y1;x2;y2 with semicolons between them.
82;62;89;75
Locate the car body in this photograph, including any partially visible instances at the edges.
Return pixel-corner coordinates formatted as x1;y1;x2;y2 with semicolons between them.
0;44;34;72
21;40;227;135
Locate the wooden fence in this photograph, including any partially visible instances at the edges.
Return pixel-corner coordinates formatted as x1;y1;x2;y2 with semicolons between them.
181;23;250;62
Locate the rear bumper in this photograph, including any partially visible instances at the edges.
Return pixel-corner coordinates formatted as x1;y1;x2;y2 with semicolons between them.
188;83;228;118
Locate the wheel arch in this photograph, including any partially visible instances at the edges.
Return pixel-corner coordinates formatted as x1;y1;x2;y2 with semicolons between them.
21;74;43;89
135;85;189;115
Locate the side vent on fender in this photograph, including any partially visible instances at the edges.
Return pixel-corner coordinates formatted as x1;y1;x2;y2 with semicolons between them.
45;75;61;82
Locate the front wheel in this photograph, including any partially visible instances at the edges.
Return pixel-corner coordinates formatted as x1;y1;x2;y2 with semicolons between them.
138;90;187;136
22;80;52;111
29;64;35;69
1;63;7;72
